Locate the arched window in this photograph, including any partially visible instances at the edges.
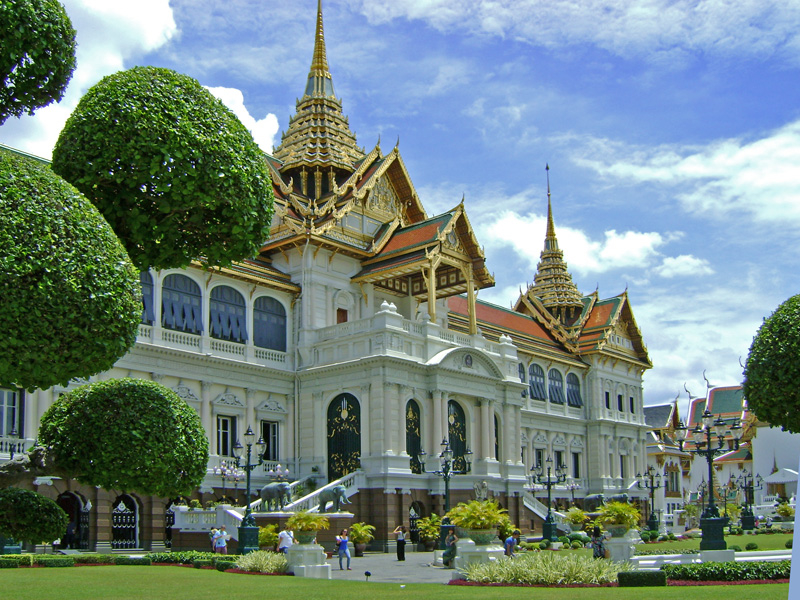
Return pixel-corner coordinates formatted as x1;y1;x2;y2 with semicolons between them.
140;271;154;325
161;274;202;334
548;369;565;404
518;363;526;382
253;296;286;351
529;364;547;400
566;373;583;407
447;400;469;473
210;286;247;343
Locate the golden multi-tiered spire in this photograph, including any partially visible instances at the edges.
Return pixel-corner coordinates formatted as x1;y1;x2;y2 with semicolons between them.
529;165;584;324
272;0;364;188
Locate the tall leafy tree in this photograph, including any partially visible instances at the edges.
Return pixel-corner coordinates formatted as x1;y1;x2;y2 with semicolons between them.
0;379;209;497
52;66;274;271
0;148;141;391
0;0;77;124
743;293;800;433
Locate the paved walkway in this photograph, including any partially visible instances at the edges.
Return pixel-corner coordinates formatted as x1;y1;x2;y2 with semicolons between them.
324;549;453;584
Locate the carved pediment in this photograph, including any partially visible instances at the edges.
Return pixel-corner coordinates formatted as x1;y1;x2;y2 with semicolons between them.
258;399;287;413
173;385;199;403
213;392;243;407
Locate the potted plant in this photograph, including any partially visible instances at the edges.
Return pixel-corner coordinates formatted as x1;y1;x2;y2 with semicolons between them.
446;500;507;545
188;499;202;510
417;514;441;551
258;524;279;551
776;502;795;529
349;522;375;556
564;507;588;531
286;510;330;544
596;501;640;537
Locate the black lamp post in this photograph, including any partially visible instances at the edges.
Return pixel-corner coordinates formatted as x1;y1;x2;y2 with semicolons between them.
735;470;763;531
637;466;663;532
418;439;472;549
675;410;742;550
529;456;567;542
231;426;266;554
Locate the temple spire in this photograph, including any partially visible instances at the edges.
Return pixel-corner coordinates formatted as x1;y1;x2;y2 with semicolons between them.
529;165;584;324
304;0;335;98
272;0;364;185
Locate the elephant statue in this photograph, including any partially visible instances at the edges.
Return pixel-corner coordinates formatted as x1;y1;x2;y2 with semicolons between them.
317;484;351;513
260;482;292;512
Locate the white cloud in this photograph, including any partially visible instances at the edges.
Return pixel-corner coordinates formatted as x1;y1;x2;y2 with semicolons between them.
0;0;177;158
205;87;279;153
352;0;800;63
653;255;714;278
572;119;800;227
481;209;671;276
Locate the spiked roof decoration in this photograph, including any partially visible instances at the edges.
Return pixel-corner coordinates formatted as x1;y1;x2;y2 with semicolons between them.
272;0;365;176
516;166;584;326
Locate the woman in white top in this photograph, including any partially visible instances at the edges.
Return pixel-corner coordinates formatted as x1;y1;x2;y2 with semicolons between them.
393;525;407;561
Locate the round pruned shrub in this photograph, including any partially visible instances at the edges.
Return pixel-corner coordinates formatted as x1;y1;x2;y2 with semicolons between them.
0;487;68;544
538;540;549;550
0;149;141;391
786;539;793;549
39;378;209;497
639;531;651;542
745;542;758;551
729;545;742;552
52;66;274;271
0;0;77;124
570;540;583;549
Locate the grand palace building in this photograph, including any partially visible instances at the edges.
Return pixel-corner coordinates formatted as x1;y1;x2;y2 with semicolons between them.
0;1;653;551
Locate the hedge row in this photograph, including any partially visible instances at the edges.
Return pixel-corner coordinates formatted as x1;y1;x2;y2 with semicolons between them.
618;570;667;587
661;560;790;581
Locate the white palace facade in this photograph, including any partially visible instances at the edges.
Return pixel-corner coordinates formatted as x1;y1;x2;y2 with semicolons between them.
0;1;652;550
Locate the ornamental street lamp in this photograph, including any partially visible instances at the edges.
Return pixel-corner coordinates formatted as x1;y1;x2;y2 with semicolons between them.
735;470;764;530
267;463;291;481
637;466;663;532
213;460;244;504
529;456;567;542
418;439;472;549
566;480;580;505
231;426;266;554
675;410;742;550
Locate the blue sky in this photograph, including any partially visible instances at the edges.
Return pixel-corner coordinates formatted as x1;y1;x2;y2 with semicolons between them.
3;0;800;415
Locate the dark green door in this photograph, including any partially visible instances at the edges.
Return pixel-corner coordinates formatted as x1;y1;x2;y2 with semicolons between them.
327;393;361;481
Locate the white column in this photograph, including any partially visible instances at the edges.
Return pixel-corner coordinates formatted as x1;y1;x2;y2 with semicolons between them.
432;391;443;451
398;387;409;456
487;401;496;460
245;388;256;432
480;400;490;460
201;381;213;455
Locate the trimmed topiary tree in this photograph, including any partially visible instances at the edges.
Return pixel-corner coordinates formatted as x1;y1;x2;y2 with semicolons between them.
0;0;77;124
0;148;141;391
743;294;800;432
52;66;274;271
36;378;209;497
0;487;68;543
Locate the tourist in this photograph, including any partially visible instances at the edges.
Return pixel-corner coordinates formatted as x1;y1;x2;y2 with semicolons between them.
590;526;606;559
213;525;229;554
336;528;351;570
277;523;295;553
442;529;458;567
504;529;520;557
393;525;407;561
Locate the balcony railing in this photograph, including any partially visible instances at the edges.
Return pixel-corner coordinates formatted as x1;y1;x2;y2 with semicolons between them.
137;325;289;369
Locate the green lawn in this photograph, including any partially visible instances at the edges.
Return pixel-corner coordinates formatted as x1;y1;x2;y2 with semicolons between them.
1;567;788;600
634;532;793;553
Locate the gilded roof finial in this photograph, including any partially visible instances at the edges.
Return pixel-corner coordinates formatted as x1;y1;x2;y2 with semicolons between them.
304;0;335;98
527;163;583;319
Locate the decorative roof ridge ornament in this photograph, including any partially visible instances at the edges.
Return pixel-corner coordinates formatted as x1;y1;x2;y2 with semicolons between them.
306;0;335;99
